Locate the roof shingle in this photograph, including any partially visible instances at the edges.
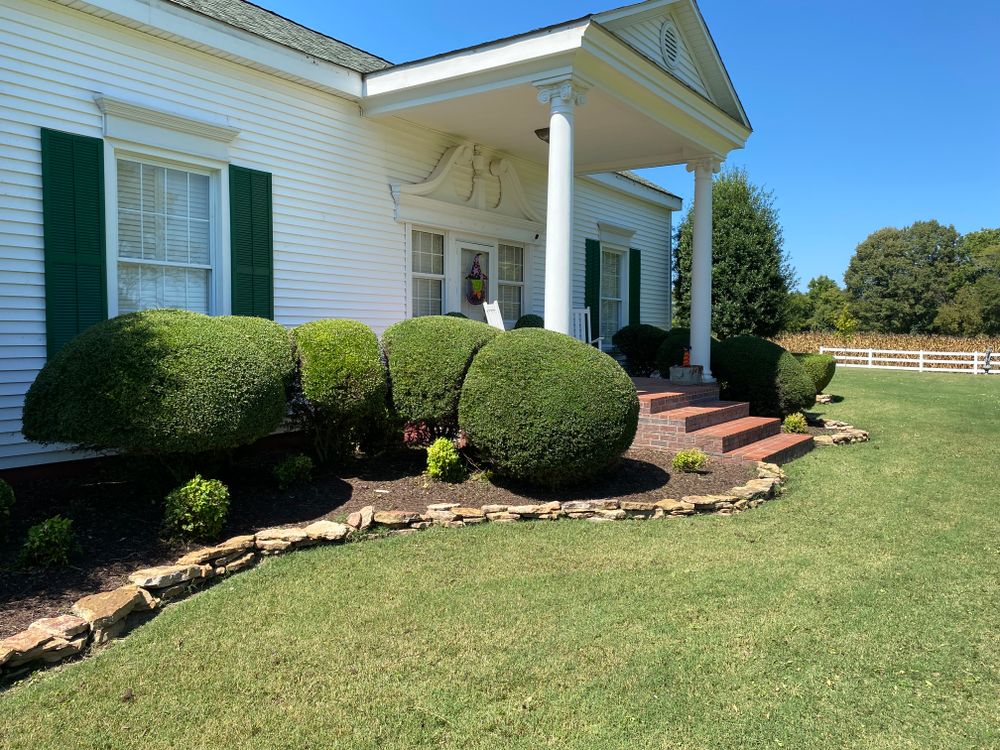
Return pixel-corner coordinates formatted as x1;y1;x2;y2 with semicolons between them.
166;0;391;73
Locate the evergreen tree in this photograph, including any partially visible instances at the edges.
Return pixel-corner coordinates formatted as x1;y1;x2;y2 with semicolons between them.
673;168;794;338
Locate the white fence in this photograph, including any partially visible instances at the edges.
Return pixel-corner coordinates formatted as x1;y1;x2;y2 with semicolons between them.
819;347;998;375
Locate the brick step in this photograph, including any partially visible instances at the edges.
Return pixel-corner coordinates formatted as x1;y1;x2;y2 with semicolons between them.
653;401;750;432
633;379;721;416
689;416;781;454
725;433;815;464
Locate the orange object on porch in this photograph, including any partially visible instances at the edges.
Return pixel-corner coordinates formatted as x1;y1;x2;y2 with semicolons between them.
682;349;691;367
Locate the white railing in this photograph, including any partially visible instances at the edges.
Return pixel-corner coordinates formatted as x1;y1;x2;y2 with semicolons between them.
820;347;998;374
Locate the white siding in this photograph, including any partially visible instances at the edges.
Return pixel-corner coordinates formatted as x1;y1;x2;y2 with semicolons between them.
571;180;672;330
0;0;673;468
604;13;709;98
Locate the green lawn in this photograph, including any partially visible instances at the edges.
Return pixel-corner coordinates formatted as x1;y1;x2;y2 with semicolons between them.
2;369;999;749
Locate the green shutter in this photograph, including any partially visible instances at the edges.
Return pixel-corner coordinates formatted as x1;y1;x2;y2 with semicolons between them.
628;249;641;325
584;239;601;340
41;128;107;356
229;165;273;319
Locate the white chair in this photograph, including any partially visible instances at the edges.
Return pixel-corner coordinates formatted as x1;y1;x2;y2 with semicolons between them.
572;307;603;348
483;301;506;331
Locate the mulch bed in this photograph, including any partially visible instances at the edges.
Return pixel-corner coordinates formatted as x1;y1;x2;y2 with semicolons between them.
0;438;752;638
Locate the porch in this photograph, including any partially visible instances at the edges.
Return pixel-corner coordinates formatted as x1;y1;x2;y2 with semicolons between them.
364;0;752;382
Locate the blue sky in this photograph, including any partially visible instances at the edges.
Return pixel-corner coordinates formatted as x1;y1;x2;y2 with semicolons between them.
270;0;999;290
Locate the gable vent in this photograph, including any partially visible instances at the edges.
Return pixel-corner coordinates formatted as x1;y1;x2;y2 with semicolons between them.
660;21;680;69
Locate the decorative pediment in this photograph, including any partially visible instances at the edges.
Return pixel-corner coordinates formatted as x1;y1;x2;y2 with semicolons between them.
391;144;543;243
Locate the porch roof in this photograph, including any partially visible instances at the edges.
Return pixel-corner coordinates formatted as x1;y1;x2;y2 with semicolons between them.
363;0;751;174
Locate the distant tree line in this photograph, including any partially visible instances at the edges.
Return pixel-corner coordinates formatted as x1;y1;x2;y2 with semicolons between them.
671;169;999;338
787;223;1000;336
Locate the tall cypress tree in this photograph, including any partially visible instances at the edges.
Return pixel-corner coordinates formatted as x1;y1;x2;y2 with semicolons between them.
673;168;794;338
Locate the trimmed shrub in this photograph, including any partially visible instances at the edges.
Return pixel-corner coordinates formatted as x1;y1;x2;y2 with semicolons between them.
382;316;499;430
273;454;314;489
514;314;544;329
20;516;78;568
164;475;229;541
713;336;816;417
612;324;668;376
782;412;808;434
0;479;13;542
444;311;468;319
22;310;295;456
291;319;388;462
458;329;639;486
654;327;721;374
793;352;837;394
426;437;465;482
672;448;708;473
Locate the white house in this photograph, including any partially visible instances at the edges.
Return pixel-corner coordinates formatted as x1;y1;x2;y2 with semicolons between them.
0;0;751;468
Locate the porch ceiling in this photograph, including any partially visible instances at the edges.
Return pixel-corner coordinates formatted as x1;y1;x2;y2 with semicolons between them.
363;15;751;174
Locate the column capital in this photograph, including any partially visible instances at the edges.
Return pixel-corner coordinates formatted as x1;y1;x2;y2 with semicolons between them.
535;77;588;111
685;157;723;175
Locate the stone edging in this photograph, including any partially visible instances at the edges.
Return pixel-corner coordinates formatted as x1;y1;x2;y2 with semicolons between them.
0;461;786;683
809;417;870;446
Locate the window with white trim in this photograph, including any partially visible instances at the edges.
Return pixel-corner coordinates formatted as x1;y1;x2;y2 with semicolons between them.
116;158;213;314
497;242;524;322
411;229;445;316
600;248;624;343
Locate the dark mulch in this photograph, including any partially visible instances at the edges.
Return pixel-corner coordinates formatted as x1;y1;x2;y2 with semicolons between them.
0;438;751;638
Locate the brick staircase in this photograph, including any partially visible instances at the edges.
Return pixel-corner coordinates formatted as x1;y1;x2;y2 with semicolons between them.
631;378;814;464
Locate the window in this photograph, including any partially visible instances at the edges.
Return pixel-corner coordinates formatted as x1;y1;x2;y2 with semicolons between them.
411;229;445;316
600;249;623;343
497;243;524;322
116;159;213;314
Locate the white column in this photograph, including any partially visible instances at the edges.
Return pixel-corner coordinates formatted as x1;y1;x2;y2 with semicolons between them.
536;78;586;335
686;158;721;381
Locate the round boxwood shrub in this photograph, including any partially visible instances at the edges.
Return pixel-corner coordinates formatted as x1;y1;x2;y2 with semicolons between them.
713;335;816;417
514;314;544;329
382;316;499;430
291;319;388;461
22;310;295;456
654;327;721;374
611;324;668;376
458;329;639;486
793;352;837;394
444;311;468;319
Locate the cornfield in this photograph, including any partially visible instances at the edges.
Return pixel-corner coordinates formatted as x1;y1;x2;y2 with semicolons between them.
772;331;1000;354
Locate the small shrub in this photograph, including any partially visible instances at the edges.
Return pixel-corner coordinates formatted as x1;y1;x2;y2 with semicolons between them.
291;319;388;462
612;324;668;376
164;475;229;541
672;449;709;473
713;335;816;417
0;479;13;541
426;437;465;482
22;310;295;456
459;329;639;487
20;516;78;568
402;421;433;447
793;352;837;394
444;311;468;318
382;316;499;431
514;314;544;329
654;327;721;374
273;454;314;489
783;412;808;434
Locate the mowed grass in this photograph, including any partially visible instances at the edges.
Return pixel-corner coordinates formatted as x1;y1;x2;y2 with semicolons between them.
2;369;999;749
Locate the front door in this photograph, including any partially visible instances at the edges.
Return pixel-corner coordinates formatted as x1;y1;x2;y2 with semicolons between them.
457;239;496;322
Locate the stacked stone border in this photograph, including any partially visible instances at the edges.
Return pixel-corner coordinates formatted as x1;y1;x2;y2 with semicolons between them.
1;462;787;683
809;417;870;446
